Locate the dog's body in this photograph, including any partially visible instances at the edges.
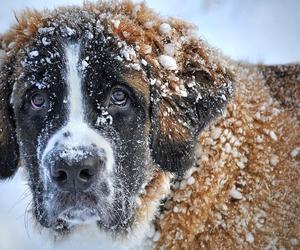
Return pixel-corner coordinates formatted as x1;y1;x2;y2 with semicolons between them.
0;1;299;249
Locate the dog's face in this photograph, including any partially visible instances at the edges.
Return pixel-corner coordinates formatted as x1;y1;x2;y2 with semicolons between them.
10;29;153;232
0;4;233;236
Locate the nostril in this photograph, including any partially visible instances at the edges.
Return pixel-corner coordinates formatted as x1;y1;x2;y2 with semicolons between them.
52;169;68;183
79;168;95;182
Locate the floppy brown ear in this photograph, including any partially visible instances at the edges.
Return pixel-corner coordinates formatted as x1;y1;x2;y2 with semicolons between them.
0;45;19;179
150;40;234;176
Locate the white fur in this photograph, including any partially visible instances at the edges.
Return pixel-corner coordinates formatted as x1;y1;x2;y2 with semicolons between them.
39;43;116;213
40;44;114;173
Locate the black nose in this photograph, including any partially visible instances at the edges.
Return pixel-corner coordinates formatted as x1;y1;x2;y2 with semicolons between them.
50;156;100;192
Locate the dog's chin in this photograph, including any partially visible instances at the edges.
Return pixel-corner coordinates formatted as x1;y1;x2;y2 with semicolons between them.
57;206;100;226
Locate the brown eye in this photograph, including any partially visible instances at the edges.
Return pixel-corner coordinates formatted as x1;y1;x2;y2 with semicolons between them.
111;89;128;106
30;93;46;109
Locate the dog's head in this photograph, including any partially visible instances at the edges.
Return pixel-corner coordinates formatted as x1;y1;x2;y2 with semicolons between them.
0;3;233;237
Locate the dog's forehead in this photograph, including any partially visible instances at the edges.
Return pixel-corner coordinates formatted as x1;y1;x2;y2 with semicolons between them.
2;2;232;105
14;23;151;101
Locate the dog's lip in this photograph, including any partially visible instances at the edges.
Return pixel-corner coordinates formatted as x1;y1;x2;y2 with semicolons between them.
57;206;99;224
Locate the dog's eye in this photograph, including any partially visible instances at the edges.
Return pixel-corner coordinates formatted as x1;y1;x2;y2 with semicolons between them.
30;92;47;110
110;89;128;106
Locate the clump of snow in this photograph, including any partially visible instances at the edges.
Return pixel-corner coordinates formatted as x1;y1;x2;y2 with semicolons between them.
229;187;243;200
152;231;161;242
263;129;278;141
158;55;177;70
65;27;76;36
96;110;113;126
122;31;131;38
270;154;279;166
256;135;264;143
236;160;245;170
81;57;89;69
142;45;152;54
246;232;254;243
290;147;300;158
164;43;175;56
224;143;232;154
144;21;154;29
130;63;141;71
34;82;47;89
210;127;222;140
120;45;136;61
269;131;278;141
150;79;156;86
133;4;141;13
29;50;39;58
112;19;120;29
42;37;51;46
96;20;104;32
141;59;147;66
7;41;16;50
38;27;55;34
173;206;179;213
187;176;195;185
159;23;171;34
175;84;188;97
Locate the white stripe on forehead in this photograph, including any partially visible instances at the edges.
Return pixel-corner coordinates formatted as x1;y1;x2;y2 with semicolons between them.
40;43;115;174
65;44;84;123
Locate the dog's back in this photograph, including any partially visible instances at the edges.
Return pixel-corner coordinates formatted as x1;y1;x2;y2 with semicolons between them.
155;63;300;249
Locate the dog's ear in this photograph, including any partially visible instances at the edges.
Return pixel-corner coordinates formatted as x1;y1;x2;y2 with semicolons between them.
0;41;19;179
150;39;234;176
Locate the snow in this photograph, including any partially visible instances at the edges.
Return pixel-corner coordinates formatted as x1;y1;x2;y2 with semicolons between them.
130;63;141;71
0;1;299;250
270;154;279;166
65;26;76;36
141;59;147;66
144;21;154;29
159;23;171;34
112;19;120;29
81;60;89;69
42;37;51;46
187;176;195;185
158;55;177;70
29;50;39;57
152;231;161;242
163;43;175;57
269;131;278;141
229;187;243;200
38;27;55;34
150;79;156;86
290;147;300;158
246;232;255;243
173;206;179;213
120;46;136;61
224;143;232;154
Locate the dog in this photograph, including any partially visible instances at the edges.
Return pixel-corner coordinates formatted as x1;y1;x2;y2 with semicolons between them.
0;1;299;249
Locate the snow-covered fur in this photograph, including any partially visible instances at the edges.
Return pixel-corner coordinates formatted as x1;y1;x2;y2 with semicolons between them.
0;1;299;249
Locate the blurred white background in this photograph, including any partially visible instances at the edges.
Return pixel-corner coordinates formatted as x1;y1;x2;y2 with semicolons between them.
0;0;299;249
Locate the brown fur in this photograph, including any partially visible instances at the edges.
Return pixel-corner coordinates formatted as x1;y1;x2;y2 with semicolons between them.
155;64;300;249
0;1;299;249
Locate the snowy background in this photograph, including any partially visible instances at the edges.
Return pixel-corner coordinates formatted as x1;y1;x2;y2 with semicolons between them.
0;0;299;249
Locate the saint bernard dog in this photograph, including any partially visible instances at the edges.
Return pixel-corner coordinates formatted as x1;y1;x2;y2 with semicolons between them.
0;1;299;249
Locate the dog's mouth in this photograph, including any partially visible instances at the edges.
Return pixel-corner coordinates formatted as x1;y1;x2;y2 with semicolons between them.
42;190;106;231
57;206;100;225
